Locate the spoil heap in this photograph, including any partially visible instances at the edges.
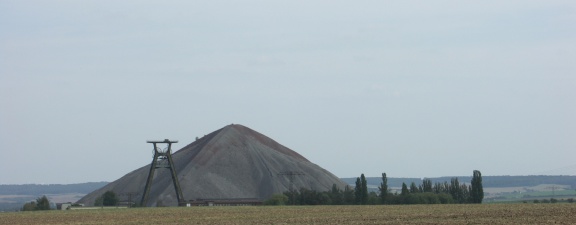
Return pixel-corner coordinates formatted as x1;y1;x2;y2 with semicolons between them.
77;124;347;206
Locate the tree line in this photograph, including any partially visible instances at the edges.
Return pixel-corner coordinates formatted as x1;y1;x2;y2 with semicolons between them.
21;190;120;211
266;170;484;205
94;190;120;206
21;196;51;211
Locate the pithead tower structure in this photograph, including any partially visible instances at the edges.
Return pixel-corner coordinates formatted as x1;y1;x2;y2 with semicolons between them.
140;139;185;206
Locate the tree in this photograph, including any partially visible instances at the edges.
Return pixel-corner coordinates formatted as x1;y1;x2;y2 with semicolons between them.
343;185;355;205
102;191;119;206
22;195;51;211
378;173;388;204
409;182;419;193
330;184;342;205
284;189;299;205
264;194;289;205
22;201;37;211
35;195;51;210
318;192;332;205
354;177;362;204
449;178;463;203
360;174;368;205
94;196;103;206
461;184;470;203
422;179;433;192
470;170;484;203
432;182;443;194
401;183;409;196
367;191;379;205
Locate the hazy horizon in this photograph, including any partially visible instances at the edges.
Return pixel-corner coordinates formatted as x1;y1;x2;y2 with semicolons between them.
4;173;576;185
1;1;575;184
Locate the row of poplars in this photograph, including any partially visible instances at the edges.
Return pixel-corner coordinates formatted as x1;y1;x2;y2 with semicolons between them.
265;170;484;205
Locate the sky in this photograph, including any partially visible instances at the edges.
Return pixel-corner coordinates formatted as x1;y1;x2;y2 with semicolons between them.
1;0;575;184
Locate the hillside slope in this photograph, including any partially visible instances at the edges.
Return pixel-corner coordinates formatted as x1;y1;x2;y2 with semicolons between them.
77;124;347;206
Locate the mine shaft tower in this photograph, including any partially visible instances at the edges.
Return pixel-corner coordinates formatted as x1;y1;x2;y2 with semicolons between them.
278;171;304;205
141;139;185;207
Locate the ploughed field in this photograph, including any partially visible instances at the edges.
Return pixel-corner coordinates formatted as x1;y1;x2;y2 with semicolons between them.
1;204;575;224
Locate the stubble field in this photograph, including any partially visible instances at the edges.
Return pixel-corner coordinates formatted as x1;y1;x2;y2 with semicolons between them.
1;204;574;224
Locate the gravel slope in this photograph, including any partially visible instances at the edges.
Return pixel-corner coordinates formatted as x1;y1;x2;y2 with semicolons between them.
77;124;348;206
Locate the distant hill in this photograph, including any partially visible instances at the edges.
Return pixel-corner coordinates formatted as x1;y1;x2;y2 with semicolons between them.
0;182;109;196
0;182;109;211
2;176;573;197
341;175;576;188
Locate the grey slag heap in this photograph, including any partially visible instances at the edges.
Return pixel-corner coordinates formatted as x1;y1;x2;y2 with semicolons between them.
77;124;347;206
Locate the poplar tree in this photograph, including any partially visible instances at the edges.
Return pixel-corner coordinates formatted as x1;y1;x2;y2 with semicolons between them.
449;178;462;203
422;179;433;192
330;184;342;205
471;170;484;203
343;186;355;204
378;173;388;204
410;182;421;193
354;177;362;204
401;182;409;196
360;174;368;205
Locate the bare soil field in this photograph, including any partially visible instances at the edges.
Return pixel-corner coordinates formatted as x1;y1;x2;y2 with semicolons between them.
1;204;574;224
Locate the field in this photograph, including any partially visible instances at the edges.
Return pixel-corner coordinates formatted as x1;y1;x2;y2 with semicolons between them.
1;204;575;224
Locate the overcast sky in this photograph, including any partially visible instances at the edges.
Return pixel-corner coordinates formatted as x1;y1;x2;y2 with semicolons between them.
1;1;575;184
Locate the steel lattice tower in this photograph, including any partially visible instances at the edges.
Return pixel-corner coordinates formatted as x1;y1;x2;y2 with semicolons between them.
140;139;185;207
278;171;304;205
